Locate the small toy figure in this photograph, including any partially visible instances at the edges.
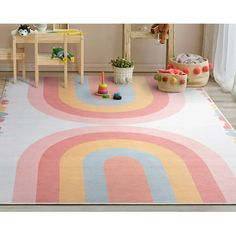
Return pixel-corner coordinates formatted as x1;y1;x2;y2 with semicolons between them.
51;47;75;62
113;92;122;100
102;94;110;99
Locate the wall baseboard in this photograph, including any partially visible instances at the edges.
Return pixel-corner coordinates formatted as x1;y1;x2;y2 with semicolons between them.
0;62;164;73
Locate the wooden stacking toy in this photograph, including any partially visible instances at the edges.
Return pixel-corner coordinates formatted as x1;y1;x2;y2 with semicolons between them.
96;72;109;96
154;69;187;93
168;57;213;87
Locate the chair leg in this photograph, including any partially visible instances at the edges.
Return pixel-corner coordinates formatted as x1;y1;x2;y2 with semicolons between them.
16;61;18;80
64;35;68;88
22;55;26;80
35;65;39;87
13;36;17;84
64;64;68;88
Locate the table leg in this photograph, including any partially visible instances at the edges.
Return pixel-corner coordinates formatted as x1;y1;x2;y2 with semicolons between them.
13;36;17;83
79;36;84;84
22;53;26;80
35;35;39;87
64;35;68;88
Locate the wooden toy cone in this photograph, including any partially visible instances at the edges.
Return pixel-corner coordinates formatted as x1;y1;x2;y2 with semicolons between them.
101;71;105;84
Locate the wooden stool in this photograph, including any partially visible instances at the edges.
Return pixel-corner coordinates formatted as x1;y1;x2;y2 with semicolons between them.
0;48;26;80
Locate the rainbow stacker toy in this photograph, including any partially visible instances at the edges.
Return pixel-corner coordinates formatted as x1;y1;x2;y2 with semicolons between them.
96;72;110;96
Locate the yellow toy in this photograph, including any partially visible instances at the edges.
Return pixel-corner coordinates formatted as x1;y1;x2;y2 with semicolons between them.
96;72;109;96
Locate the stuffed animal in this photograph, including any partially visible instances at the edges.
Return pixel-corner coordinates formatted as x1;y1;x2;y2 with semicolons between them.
150;24;170;44
51;47;75;62
17;24;34;36
11;24;35;36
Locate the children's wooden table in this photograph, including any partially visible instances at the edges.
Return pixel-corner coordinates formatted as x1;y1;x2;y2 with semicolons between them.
12;30;84;84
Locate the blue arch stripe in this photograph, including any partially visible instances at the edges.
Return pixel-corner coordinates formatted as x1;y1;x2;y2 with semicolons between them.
83;148;176;203
75;76;135;106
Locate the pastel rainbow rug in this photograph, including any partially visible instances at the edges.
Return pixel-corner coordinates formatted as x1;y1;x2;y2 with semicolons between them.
0;76;236;204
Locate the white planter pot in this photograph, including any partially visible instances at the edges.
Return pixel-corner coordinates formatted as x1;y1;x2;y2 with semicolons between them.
113;66;134;84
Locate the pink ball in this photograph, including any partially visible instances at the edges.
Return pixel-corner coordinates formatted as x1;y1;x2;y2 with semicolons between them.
193;67;201;75
202;65;209;72
209;63;213;70
183;68;190;74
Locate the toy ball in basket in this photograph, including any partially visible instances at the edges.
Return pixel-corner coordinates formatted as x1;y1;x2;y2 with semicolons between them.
154;68;187;93
168;53;213;87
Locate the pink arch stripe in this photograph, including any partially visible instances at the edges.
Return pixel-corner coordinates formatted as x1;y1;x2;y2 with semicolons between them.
13;127;236;203
104;156;153;203
35;132;225;203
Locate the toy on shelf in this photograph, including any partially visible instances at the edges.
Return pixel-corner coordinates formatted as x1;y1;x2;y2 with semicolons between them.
168;53;213;87
96;72;110;96
154;68;187;93
150;24;170;44
51;47;75;63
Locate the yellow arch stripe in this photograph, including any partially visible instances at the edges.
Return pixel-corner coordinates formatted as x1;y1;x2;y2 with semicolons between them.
58;77;154;112
60;140;202;203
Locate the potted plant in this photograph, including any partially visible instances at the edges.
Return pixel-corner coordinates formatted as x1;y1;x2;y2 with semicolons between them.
110;57;134;84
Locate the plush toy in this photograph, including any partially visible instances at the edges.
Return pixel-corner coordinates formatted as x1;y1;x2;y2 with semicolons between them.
17;24;34;36
150;24;170;44
51;47;75;63
11;24;35;36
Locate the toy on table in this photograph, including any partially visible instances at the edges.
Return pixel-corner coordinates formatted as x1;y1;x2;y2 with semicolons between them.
11;24;35;36
96;72;109;96
51;47;75;63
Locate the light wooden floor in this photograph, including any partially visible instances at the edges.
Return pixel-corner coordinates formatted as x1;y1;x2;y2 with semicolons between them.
0;72;236;211
205;79;236;129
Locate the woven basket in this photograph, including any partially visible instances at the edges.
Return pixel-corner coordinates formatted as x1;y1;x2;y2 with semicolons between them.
113;66;134;84
154;72;187;93
169;57;210;87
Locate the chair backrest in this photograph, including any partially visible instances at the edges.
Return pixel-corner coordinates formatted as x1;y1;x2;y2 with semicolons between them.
53;24;69;31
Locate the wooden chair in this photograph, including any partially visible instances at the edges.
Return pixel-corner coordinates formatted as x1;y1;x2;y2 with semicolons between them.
53;24;69;31
0;48;26;79
34;32;68;88
123;24;175;67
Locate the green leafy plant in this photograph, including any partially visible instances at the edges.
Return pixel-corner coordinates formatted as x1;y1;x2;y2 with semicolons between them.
110;57;134;68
